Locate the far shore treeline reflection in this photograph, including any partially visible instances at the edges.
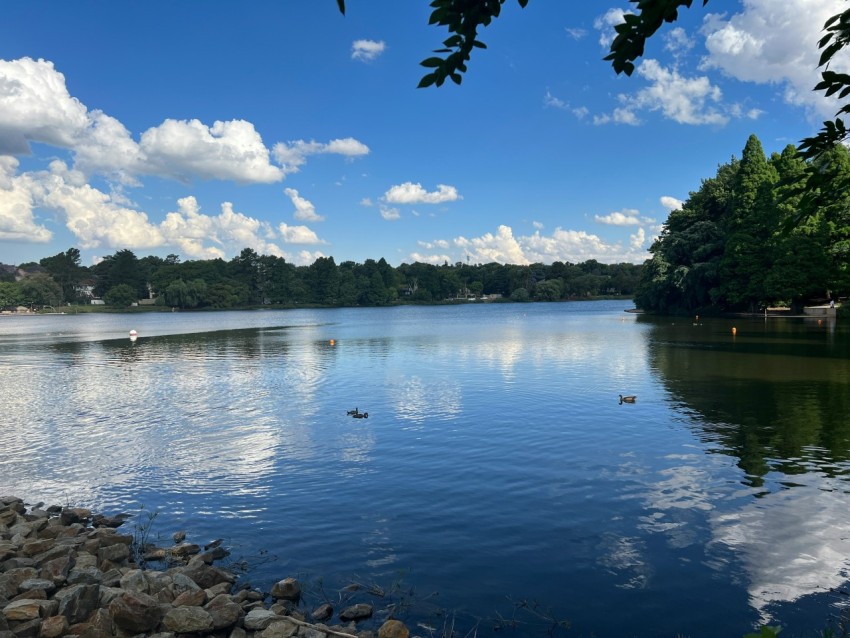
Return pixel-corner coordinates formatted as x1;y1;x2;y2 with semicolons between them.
641;314;850;486
0;248;641;310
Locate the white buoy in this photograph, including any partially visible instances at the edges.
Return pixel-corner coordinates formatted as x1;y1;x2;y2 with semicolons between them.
129;329;138;342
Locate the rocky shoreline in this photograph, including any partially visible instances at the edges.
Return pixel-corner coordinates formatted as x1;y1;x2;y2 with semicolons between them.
0;496;410;638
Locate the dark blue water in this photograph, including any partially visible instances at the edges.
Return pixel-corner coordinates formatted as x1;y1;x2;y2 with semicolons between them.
1;301;849;637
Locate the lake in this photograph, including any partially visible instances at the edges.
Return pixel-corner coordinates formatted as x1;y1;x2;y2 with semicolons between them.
1;300;849;637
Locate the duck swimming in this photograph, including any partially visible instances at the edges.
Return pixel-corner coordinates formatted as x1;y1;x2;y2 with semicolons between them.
347;408;359;416
352;411;369;419
619;394;636;404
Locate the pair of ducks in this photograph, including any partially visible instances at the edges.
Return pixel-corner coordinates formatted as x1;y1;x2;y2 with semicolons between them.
347;408;369;418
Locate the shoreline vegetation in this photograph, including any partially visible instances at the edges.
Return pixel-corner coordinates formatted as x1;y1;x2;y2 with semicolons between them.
0;253;642;314
1;294;635;316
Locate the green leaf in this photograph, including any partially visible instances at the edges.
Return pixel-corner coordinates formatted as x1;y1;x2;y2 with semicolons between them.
819;41;843;67
417;73;438;89
420;56;444;68
336;0;345;15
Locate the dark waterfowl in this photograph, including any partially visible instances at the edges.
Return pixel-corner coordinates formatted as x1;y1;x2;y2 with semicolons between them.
347;408;359;415
619;394;636;404
352;412;369;419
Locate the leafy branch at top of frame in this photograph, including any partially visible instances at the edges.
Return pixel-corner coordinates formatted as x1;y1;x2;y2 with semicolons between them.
603;0;709;77
417;0;529;88
799;7;850;160
335;1;850;158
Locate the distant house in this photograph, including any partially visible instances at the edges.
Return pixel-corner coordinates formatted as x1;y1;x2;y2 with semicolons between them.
75;280;96;299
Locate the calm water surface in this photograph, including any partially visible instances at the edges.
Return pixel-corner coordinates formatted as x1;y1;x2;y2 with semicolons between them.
2;301;849;637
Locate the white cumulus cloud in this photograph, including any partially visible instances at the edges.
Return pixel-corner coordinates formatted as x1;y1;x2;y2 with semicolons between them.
272;137;369;176
352;39;386;62
0;157;52;242
380;205;401;221
701;0;849;118
595;210;642;226
140;118;284;184
0;57;88;155
383;182;461;205
661;196;684;211
278;222;323;244
284;188;324;222
413;224;652;266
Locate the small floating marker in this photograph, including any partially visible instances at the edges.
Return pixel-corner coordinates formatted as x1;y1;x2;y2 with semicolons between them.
129;329;138;342
329;339;335;346
731;327;737;336
695;315;699;322
818;319;823;326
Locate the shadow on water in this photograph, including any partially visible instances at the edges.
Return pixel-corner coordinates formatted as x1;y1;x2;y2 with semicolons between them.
640;314;850;486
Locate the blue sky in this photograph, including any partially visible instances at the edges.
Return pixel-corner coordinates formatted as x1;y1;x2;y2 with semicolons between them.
1;1;847;268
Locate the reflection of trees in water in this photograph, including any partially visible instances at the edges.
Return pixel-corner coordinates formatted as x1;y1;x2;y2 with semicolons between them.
642;317;850;486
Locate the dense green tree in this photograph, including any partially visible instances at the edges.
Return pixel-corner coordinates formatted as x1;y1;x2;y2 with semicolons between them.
362;271;389;305
164;278;209;309
104;284;138;307
0;282;23;308
637;134;850;314
716;135;779;311
308;257;340;305
39;248;84;303
19;273;63;308
93;250;147;299
510;287;529;302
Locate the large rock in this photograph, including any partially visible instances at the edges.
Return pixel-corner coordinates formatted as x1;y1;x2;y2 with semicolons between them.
270;577;301;602
178;562;234;590
38;615;68;638
18;580;55;596
66;568;102;586
97;542;128;566
21;540;54;558
379;619;410;638
2;599;42;622
162;606;214;633
339;603;373;622
9;617;40;637
55;584;100;624
109;590;164;633
118;570;149;594
259;618;299;638
59;508;91;527
310;603;333;622
205;594;241;630
39;556;72;585
243;609;283;631
172;589;206;607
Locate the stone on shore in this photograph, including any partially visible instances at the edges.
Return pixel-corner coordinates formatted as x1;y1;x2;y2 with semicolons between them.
271;577;302;602
0;495;413;638
339;602;373;622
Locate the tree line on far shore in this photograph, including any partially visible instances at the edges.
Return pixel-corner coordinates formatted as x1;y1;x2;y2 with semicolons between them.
635;134;850;315
0;249;642;310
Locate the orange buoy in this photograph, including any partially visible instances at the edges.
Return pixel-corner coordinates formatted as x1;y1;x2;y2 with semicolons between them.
732;327;737;336
329;339;335;345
